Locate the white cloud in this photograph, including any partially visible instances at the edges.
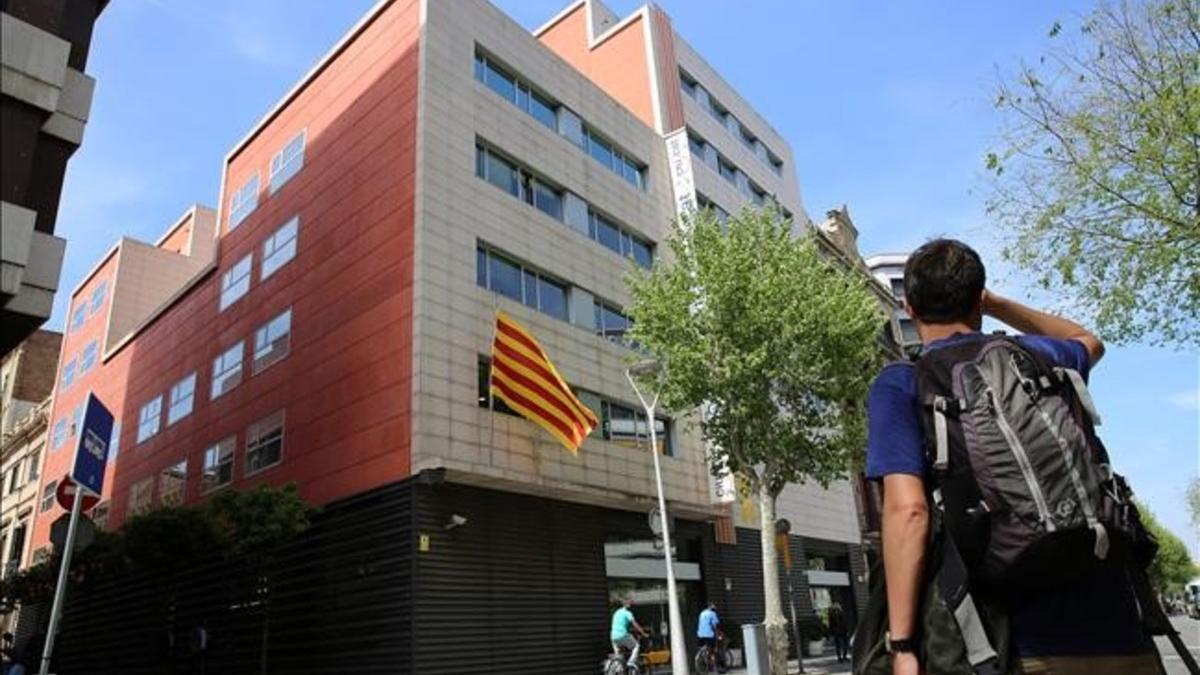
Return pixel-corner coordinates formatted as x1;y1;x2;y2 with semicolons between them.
1168;388;1200;411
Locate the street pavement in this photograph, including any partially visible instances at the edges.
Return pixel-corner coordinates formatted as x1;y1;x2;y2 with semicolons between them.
721;616;1199;674
725;653;850;675
1158;615;1200;675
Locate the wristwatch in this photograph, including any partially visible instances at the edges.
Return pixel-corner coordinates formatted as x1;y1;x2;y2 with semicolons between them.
885;631;919;654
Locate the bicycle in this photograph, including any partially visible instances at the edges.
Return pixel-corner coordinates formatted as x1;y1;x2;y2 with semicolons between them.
603;636;649;675
693;633;731;674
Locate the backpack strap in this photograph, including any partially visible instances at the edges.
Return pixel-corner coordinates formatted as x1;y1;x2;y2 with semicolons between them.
1053;367;1102;426
932;491;1004;675
926;396;965;472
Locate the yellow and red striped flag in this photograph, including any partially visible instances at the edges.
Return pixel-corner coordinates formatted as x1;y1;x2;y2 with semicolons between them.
490;311;599;453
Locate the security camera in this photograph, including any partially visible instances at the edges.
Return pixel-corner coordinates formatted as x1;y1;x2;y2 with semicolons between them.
445;514;468;530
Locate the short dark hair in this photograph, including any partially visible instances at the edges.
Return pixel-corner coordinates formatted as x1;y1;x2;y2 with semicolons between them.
903;239;986;323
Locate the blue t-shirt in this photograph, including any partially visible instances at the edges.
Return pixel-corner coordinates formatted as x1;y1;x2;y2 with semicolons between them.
865;333;1149;657
611;607;635;641
697;608;720;638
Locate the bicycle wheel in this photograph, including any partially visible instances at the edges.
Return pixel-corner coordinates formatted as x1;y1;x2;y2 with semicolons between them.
693;646;713;674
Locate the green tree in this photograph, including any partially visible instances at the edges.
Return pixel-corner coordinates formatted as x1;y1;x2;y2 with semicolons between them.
627;207;882;675
1188;478;1200;527
1139;501;1197;593
985;0;1200;348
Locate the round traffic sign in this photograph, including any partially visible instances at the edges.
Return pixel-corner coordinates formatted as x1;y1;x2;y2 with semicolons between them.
56;475;100;512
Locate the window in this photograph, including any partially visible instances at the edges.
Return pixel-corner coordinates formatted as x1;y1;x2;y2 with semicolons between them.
587;131;614;169
476;145;519;196
269;130;305;194
70;304;86;332
679;70;698;98
587;212;653;269
78;340;98;375
51;419;67;450
768;151;784;175
159;459;187;507
718;157;738;184
71;403;83;437
40;481;56;513
246;411;284;475
479;247;522;303
629;238;653;269
889;278;905;299
128;478;153;516
688;133;707;159
167;372;197;425
581;129;644;188
602;400;673;455
530;179;563;220
750;183;768;207
594;301;631;343
529;90;557;130
211;341;244;399
253;308;292;373
228;174;260;229
590;211;622;254
476;142;653;265
27;445;41;481
476;247;569;320
477;145;565;221
136;395;162;443
480;53;517;102
696;193;730;225
474;50;559;132
477;358;518;416
739;124;757;150
89;281;108;315
202;437;235;493
261;217;298;280
91;502;109;530
219;254;253;311
7;465;20;494
108;423;121;462
707;97;729;125
60;358;76;391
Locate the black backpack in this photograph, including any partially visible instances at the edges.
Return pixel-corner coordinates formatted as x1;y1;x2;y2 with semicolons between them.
852;334;1184;675
913;334;1124;586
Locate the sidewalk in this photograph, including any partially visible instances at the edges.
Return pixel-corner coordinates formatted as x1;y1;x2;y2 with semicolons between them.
726;654;852;675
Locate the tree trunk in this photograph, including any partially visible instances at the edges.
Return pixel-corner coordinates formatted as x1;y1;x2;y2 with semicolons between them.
758;488;790;675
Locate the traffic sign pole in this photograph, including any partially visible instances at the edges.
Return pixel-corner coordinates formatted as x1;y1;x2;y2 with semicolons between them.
39;483;84;675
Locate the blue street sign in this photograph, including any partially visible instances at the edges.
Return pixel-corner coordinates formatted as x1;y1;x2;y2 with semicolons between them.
71;392;113;497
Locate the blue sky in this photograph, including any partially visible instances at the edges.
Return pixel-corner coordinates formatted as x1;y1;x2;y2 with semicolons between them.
55;0;1197;554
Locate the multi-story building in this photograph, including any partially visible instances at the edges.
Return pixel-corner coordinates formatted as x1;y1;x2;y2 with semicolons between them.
0;329;61;579
866;252;920;352
1;0;107;356
31;1;889;670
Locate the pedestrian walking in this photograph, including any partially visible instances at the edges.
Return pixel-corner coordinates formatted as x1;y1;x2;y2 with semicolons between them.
827;603;849;663
857;239;1165;675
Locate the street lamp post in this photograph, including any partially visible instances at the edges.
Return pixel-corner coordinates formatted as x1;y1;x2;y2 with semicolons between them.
626;359;689;675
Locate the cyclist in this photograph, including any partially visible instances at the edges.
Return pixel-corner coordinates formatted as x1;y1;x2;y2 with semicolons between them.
696;601;724;671
610;597;650;668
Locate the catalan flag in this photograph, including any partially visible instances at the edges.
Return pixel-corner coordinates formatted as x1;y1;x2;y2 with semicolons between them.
490;311;599;453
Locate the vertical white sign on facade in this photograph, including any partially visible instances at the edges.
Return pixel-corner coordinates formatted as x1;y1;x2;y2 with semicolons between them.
664;127;697;222
664;128;737;505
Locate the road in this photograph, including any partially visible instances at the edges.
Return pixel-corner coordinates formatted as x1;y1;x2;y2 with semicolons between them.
1158;615;1200;675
